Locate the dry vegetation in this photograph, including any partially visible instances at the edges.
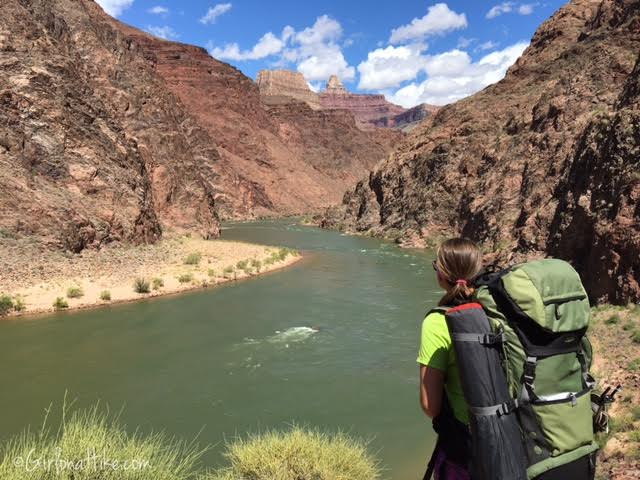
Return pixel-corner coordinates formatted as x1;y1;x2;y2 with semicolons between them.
591;304;640;479
0;236;300;316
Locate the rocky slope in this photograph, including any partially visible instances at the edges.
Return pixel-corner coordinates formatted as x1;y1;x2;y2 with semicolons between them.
115;29;401;219
324;0;640;304
0;0;400;252
370;103;441;131
0;0;222;251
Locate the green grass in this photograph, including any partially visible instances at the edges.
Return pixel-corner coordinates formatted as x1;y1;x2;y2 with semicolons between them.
100;291;112;302
13;296;26;312
629;358;640;372
66;287;84;299
53;297;69;310
605;314;620;325
152;278;164;290
0;294;14;316
178;273;194;284
251;259;262;273
632;330;640;344
210;426;380;480
0;403;209;480
134;278;151;294
623;321;634;331
184;253;202;266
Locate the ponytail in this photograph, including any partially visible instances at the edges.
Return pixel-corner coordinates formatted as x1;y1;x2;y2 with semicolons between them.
435;238;482;307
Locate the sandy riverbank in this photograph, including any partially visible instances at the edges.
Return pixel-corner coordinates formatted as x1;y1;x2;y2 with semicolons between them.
0;236;301;317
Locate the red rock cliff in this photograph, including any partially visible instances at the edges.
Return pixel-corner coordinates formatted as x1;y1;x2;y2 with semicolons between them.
325;0;640;304
0;0;221;251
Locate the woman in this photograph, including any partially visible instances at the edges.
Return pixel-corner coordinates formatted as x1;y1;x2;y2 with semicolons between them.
418;238;482;479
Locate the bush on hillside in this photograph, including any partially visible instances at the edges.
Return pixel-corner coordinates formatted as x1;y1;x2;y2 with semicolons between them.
0;295;14;316
210;427;380;480
184;253;202;266
66;287;84;299
100;291;112;302
53;297;69;310
134;278;151;294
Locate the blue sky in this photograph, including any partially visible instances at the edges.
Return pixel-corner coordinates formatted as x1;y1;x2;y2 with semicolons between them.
96;0;566;107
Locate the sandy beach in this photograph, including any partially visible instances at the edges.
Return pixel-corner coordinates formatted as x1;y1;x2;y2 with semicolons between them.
0;235;301;317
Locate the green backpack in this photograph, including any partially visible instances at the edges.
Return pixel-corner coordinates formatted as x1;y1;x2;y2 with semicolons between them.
474;258;599;479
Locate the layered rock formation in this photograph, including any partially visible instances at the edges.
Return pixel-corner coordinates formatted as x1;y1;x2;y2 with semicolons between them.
257;70;321;109
0;0;401;250
318;76;407;129
256;70;435;130
0;0;222;250
370;103;441;131
325;0;640;303
122;32;401;218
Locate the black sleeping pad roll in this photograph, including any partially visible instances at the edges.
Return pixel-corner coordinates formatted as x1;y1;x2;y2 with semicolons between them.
445;303;528;480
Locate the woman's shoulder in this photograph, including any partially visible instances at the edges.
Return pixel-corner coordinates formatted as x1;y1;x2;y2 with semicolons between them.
422;307;448;329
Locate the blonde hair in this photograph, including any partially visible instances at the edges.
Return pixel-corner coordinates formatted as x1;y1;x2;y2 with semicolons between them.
436;238;483;306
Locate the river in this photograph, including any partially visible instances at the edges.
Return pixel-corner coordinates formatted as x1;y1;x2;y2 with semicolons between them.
0;219;442;478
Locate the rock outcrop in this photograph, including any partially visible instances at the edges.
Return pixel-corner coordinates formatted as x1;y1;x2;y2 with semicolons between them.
0;0;222;250
0;0;401;250
325;0;640;304
257;70;321;109
124;34;401;219
318;77;407;129
370;103;441;131
256;70;436;130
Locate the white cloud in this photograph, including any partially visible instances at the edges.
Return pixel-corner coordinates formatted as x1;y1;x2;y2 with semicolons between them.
389;3;467;44
486;2;536;19
210;32;284;61
388;41;529;107
357;44;429;90
200;3;232;25
478;40;499;50
457;37;475;49
518;4;535;15
146;25;179;40
148;6;169;15
209;15;355;83
96;0;134;17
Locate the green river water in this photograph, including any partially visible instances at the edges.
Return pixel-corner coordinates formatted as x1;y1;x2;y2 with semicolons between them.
0;219;443;478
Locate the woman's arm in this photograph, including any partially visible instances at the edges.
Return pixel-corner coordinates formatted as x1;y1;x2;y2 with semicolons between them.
419;364;445;418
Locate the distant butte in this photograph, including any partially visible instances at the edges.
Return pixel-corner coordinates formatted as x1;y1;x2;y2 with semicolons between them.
257;70;439;130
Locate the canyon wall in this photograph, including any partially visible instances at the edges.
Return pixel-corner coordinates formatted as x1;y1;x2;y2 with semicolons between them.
0;0;222;251
324;0;640;304
257;70;321;109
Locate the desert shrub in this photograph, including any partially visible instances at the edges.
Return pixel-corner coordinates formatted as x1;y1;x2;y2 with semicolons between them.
223;266;235;279
134;278;151;294
605;314;620;325
243;267;253;276
0;404;208;480
236;260;248;270
264;257;274;266
99;291;111;302
251;259;262;273
13;296;26;312
210;427;380;480
53;297;69;310
152;278;164;290
632;330;640;344
184;253;202;266
208;269;216;278
178;273;194;284
0;295;13;316
66;286;84;299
